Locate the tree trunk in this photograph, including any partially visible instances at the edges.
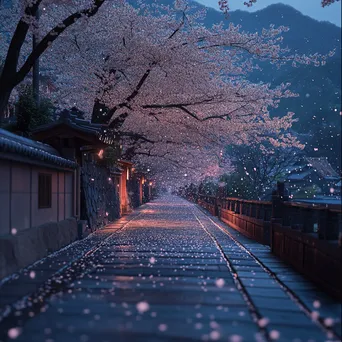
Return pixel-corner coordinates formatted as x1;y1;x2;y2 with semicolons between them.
0;0;106;121
32;9;40;107
0;89;12;122
91;98;109;123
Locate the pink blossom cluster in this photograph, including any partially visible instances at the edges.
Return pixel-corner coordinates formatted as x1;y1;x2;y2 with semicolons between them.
0;0;334;186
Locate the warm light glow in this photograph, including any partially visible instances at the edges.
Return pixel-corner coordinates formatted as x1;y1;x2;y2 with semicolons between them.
149;182;153;186
97;149;104;159
126;168;130;180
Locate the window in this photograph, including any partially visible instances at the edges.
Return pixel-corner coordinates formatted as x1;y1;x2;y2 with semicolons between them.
38;173;52;209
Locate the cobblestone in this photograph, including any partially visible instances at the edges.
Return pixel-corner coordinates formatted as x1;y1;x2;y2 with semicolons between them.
0;196;340;342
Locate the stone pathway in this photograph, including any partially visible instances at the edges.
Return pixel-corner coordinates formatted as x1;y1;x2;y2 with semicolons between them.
0;196;340;342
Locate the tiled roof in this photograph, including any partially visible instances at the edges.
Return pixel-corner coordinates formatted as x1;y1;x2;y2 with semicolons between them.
33;111;102;134
0;129;77;169
32;110;117;145
305;157;339;178
287;170;312;180
285;165;306;172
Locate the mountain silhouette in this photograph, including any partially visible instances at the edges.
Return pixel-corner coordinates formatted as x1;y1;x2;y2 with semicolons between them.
203;3;340;56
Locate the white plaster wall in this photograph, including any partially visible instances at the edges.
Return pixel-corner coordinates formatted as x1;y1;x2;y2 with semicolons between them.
65;173;73;218
0;159;75;237
11;164;31;231
58;172;65;221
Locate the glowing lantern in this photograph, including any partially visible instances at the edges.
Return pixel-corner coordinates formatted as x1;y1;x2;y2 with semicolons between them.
97;149;104;159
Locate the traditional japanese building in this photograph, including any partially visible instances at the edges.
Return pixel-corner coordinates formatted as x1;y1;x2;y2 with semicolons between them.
0;110;153;278
31;110;122;229
0;128;78;278
285;157;341;198
31;110;151;226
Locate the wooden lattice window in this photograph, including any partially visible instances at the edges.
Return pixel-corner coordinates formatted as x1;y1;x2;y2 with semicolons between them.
38;173;52;209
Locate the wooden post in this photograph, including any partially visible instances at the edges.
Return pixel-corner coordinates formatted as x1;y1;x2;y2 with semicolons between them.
318;209;339;240
302;208;315;233
282;204;291;227
338;212;342;247
234;200;239;214
255;204;260;219
271;181;288;250
291;207;304;231
318;209;329;240
271;181;287;221
216;184;225;217
250;203;254;217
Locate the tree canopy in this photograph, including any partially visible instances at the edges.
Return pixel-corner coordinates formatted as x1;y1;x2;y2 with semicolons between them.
0;0;337;187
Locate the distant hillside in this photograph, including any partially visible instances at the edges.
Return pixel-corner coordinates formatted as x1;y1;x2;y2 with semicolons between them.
272;57;341;128
203;3;341;57
138;1;341;118
200;2;341;171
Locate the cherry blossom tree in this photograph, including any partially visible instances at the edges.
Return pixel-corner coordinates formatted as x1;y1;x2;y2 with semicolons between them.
0;0;106;119
1;0;335;187
45;1;332;186
0;0;337;119
224;142;302;199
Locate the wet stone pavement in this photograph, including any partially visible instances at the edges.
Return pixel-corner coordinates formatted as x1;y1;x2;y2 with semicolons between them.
0;196;341;342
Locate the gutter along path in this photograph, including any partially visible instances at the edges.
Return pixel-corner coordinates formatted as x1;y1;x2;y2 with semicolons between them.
0;196;340;342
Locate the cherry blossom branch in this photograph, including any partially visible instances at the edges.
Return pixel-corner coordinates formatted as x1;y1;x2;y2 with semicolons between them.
144;101;255;122
107;65;156;127
15;0;106;85
1;0;43;84
168;8;187;39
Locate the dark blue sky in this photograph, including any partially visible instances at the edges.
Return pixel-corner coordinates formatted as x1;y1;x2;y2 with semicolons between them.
198;0;341;26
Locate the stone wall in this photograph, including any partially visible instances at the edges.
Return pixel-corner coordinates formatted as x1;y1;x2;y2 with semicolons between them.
127;177;141;209
0;217;78;279
81;162;120;231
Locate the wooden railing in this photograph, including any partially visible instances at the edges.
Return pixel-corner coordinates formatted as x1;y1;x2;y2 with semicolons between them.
187;193;341;242
270;202;341;299
219;197;272;245
183;185;342;299
197;194;218;216
281;202;341;239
